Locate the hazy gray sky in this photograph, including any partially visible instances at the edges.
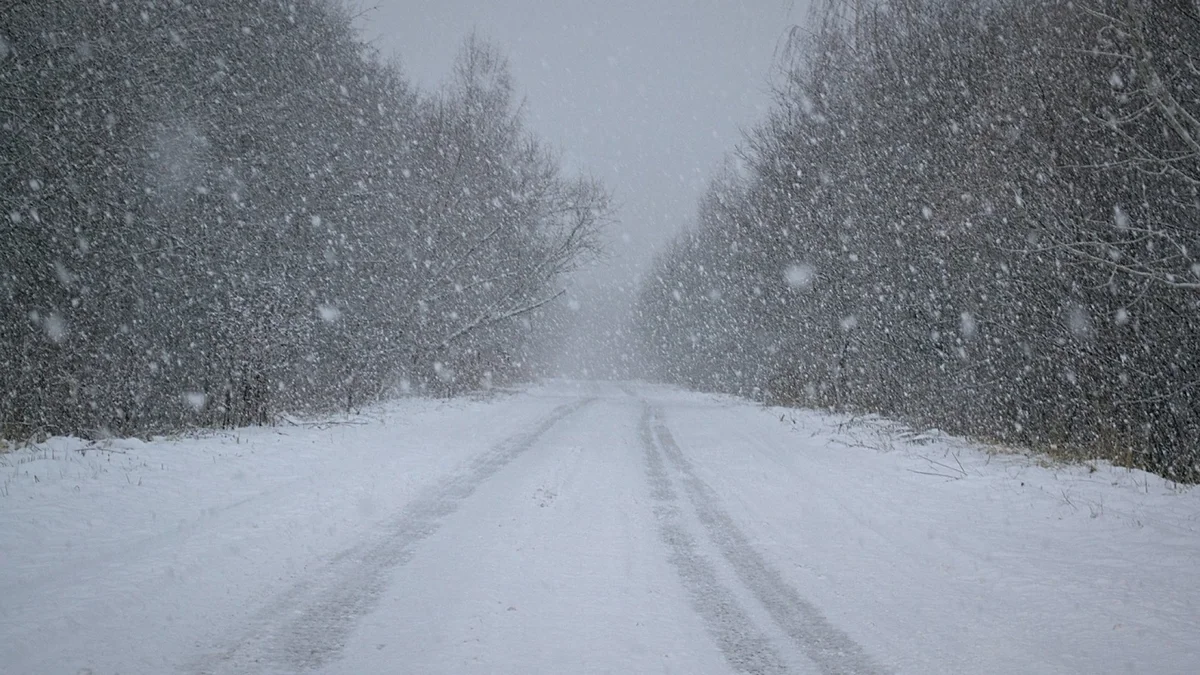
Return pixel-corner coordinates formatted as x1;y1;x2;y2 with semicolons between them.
358;0;805;277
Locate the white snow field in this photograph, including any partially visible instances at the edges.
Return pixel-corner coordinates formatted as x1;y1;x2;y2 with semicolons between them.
2;380;1197;674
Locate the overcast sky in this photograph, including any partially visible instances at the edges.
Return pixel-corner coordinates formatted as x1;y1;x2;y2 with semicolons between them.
358;0;805;277
357;1;807;373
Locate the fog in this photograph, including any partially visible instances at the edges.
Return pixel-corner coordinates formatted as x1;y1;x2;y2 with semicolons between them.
358;0;806;375
5;5;1199;671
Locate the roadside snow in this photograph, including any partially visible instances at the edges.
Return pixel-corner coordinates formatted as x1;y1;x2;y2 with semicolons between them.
648;384;1200;674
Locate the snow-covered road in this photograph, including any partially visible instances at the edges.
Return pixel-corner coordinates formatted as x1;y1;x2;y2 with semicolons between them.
3;381;1198;674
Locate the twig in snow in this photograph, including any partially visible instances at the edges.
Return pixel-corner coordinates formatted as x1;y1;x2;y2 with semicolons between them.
81;446;127;455
907;469;962;480
952;451;967;477
918;453;967;478
1061;490;1078;511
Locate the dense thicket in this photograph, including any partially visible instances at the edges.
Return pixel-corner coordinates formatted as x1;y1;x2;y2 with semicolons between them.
636;0;1200;480
2;1;607;436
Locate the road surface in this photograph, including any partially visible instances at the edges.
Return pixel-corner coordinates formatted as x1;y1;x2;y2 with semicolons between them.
3;381;1197;674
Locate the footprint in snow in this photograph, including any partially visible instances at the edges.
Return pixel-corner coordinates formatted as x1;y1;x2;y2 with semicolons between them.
533;487;557;507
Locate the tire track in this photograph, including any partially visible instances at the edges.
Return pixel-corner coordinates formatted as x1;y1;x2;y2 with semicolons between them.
646;403;886;675
187;398;594;675
639;405;791;675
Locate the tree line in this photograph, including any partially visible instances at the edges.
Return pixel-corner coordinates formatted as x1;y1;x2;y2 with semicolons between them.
636;0;1199;480
2;0;608;437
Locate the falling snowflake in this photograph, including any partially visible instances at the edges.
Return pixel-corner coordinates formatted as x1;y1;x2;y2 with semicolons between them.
433;361;455;383
784;263;815;291
316;304;342;322
1066;304;1091;338
43;312;67;343
183;392;208;411
960;312;977;339
54;260;75;287
1113;205;1130;231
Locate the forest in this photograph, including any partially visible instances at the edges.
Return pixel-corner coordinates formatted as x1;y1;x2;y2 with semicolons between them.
1;0;608;436
4;0;1198;483
636;0;1200;480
